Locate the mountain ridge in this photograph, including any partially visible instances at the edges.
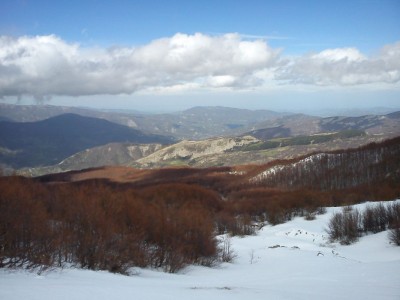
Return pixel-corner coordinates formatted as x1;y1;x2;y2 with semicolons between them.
0;113;174;169
1;104;399;174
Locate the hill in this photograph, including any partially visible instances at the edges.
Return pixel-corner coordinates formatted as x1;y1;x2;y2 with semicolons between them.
39;136;400;198
0;114;174;168
249;112;400;138
20;143;164;176
2;103;399;141
0;104;288;140
19;128;398;176
2;103;399;173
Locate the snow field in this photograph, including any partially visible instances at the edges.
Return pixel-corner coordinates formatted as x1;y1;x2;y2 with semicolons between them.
1;200;399;300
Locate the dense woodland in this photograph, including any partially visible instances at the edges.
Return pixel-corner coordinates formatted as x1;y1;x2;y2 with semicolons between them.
1;137;399;273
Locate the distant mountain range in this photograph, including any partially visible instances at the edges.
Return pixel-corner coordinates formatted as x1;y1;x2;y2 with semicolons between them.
0;104;287;140
0;113;174;169
2;103;400;140
0;103;399;174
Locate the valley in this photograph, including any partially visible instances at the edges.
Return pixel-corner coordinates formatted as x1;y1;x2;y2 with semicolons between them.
1;104;399;176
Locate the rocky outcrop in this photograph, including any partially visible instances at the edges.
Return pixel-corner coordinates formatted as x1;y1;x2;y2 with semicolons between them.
134;136;260;167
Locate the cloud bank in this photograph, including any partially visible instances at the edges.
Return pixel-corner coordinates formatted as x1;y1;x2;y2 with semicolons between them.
0;33;399;99
278;44;400;86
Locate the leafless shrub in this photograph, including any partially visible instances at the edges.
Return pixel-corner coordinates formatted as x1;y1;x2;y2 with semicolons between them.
304;212;316;221
249;249;255;264
219;235;236;263
326;208;361;245
387;202;400;246
388;224;400;246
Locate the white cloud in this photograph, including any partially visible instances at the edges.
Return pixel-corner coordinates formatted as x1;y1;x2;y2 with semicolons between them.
0;33;280;99
0;34;399;99
207;75;237;87
311;48;366;62
277;43;400;86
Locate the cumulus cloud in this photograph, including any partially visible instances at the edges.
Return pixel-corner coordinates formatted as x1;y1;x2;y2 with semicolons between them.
277;43;400;86
0;33;399;99
0;33;279;98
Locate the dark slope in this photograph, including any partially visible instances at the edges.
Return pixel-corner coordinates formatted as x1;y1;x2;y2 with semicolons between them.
0;104;289;140
0;113;174;168
319;115;384;131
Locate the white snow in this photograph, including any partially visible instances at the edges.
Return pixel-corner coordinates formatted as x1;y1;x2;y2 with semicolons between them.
1;200;399;300
251;153;342;183
250;165;285;182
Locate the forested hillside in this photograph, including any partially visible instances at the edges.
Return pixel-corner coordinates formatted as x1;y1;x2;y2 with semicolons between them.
250;137;400;190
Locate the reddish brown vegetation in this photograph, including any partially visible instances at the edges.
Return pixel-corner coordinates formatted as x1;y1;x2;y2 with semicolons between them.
0;179;221;273
1;137;399;273
248;136;400;190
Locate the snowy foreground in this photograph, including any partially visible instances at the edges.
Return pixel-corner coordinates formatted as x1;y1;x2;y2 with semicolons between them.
1;201;400;300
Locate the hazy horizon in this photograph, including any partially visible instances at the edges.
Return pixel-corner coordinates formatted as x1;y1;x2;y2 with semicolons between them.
1;98;400;118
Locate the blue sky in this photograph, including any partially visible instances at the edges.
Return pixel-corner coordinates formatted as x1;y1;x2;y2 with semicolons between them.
0;0;399;113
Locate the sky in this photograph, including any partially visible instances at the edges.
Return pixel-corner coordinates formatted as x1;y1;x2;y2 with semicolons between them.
0;0;399;113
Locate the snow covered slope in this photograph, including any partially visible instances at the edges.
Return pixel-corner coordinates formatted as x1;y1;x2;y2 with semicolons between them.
1;201;399;300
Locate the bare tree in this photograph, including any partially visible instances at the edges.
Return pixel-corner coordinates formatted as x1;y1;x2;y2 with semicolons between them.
249;249;255;264
219;235;235;263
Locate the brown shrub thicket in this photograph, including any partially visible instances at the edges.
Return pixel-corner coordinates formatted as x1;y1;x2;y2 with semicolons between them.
0;178;221;273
